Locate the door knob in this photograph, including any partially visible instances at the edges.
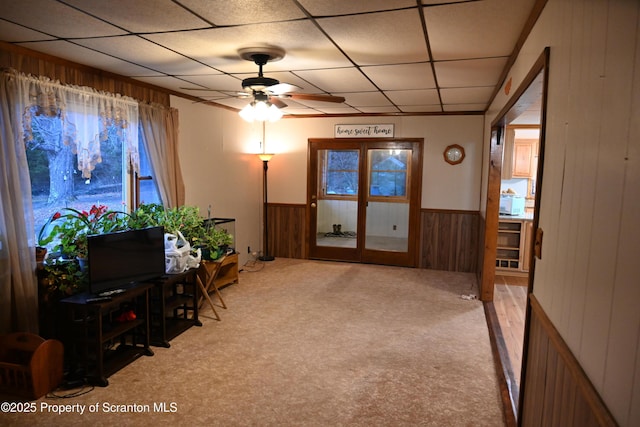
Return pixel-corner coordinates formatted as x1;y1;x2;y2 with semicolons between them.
310;202;316;208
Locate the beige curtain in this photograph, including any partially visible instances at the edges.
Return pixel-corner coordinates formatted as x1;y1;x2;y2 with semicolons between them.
0;69;140;333
0;71;38;333
139;102;185;208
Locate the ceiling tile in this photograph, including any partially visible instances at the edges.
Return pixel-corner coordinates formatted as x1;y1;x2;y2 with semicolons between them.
362;63;435;90
435;57;508;88
175;74;244;94
0;0;126;38
308;105;362;114
341;91;394;107
317;9;429;65
0;20;52;42
177;0;306;25
62;0;209;32
0;1;534;116
443;104;487;112
399;105;442;113
134;75;237;95
440;87;495;105
75;36;213;75
385;89;440;105
425;0;535;60
146;21;351;74
356;106;401;113
297;0;416;15
17;40;163;76
295;68;377;93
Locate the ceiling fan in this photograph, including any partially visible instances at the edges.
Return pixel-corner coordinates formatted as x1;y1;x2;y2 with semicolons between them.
183;46;345;113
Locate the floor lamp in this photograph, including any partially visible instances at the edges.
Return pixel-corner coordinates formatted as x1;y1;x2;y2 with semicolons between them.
257;153;275;261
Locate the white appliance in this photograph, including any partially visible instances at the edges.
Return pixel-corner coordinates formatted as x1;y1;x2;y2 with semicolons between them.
499;195;525;216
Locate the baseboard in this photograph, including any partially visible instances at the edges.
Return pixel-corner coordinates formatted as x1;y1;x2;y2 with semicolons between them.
484;301;518;427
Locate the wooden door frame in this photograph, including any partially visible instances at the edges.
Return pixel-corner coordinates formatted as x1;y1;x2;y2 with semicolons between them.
306;138;423;267
480;47;550;423
480;47;549;301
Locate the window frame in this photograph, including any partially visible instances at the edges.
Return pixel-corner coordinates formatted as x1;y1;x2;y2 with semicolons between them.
367;149;412;204
318;149;360;201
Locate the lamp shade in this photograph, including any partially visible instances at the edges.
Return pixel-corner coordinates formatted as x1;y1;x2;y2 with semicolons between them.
257;153;275;162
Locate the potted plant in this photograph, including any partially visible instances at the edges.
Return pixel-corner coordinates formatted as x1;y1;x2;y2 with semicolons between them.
193;219;234;261
38;257;88;300
38;204;131;261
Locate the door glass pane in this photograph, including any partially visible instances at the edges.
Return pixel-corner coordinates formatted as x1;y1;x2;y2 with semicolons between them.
369;149;409;198
325;150;359;196
316;149;358;248
365;149;410;252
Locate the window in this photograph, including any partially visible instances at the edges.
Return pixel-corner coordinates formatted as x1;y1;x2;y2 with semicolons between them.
134;140;162;207
368;149;410;201
27;114;160;240
320;150;359;199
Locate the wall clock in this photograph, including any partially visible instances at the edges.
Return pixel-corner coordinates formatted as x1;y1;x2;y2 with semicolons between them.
444;144;465;165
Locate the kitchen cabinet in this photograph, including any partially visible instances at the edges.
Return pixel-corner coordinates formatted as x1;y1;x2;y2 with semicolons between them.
512;140;535;177
496;218;533;275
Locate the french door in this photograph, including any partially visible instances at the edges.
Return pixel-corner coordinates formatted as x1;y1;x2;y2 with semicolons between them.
307;139;423;267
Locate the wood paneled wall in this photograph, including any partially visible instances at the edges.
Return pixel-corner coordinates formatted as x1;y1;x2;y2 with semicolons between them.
521;295;617;426
268;204;480;273
0;41;170;105
420;209;480;273
268;203;307;259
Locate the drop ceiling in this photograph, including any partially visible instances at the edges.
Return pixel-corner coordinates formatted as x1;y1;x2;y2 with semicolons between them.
0;0;538;118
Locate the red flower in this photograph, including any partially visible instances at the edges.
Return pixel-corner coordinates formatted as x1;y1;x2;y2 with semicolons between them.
52;212;61;220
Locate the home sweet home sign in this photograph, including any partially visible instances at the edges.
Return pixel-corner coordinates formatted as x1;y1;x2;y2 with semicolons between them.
334;124;394;138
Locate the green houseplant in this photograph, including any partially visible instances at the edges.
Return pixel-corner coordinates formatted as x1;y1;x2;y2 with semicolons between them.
37;204;131;297
38;257;88;299
38;204;130;259
192;220;234;260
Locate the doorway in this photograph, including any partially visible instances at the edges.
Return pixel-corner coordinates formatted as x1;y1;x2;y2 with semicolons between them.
307;138;423;267
481;48;549;421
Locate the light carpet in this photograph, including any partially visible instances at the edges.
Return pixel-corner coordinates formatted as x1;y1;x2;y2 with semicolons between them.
2;258;505;426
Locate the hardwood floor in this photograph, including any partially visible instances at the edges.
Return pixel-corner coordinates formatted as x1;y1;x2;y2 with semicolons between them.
493;275;528;393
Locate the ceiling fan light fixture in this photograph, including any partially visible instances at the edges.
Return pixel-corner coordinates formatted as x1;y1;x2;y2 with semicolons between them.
239;100;282;123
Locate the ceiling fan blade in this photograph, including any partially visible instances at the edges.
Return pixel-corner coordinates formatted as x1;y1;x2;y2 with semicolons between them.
269;96;288;109
284;93;345;103
267;83;301;95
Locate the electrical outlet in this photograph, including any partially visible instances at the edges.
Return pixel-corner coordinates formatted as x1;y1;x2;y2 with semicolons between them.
393;225;397;231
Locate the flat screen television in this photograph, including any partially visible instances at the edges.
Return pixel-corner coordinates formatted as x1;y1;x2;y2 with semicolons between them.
87;226;165;296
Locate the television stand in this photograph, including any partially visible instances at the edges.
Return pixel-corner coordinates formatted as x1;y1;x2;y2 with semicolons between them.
98;288;126;297
149;269;202;347
59;283;154;387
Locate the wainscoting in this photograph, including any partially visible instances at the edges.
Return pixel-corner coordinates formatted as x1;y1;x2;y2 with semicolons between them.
267;203;307;259
267;204;480;273
419;209;480;273
521;295;617;426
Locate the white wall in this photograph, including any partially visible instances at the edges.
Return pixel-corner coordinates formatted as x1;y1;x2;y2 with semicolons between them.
171;99;484;267
261;115;484;210
484;0;640;424
170;96;264;265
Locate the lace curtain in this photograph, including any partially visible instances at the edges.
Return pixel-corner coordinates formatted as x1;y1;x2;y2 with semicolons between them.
0;69;139;333
16;71;139;178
